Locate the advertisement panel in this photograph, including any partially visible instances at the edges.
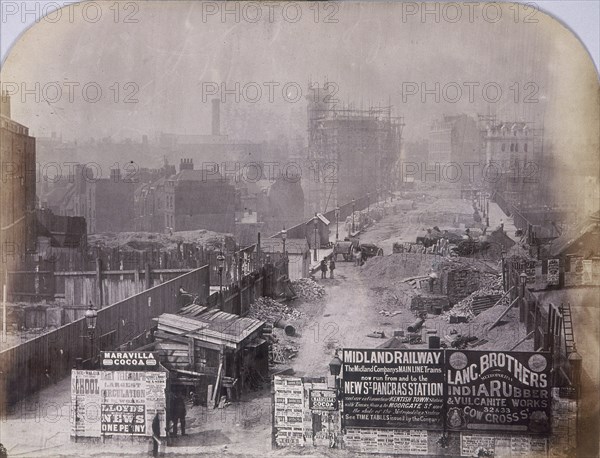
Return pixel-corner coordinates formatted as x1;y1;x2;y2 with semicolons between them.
445;351;551;434
71;370;102;437
71;370;167;438
309;389;338;411
546;259;559;286
273;375;305;447
341;349;445;429
100;351;158;370
100;371;147;435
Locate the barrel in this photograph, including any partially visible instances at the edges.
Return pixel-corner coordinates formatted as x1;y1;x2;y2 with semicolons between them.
428;336;441;349
407;318;424;333
274;318;296;336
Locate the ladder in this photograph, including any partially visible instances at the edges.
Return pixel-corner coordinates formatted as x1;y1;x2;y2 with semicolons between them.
561;302;575;355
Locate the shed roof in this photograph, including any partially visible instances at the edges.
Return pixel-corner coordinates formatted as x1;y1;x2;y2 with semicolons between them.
155;310;264;350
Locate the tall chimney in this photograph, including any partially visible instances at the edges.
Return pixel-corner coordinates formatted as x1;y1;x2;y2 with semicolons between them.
212;98;220;136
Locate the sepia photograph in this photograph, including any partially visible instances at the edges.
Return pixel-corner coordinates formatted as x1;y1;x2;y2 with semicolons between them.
0;1;598;456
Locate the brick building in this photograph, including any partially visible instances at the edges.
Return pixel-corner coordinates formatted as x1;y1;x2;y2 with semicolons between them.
0;91;37;269
163;159;237;233
42;166;135;234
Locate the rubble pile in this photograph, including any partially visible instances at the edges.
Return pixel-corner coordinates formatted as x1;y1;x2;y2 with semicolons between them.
247;297;303;323
291;278;326;301
269;336;299;364
441;279;506;322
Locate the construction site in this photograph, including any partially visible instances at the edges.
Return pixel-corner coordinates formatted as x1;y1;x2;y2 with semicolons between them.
304;84;404;215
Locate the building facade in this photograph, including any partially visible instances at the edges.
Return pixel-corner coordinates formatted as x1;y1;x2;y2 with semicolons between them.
0;92;37;270
164;159;237;233
481;119;544;209
305;84;403;214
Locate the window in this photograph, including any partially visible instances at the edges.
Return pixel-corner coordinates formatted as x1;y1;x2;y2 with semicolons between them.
515;143;519;152
510;143;514;152
524;143;528;153
501;143;505;152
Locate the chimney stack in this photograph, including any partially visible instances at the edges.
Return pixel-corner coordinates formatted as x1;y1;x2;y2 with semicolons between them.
179;158;194;171
212;98;220;136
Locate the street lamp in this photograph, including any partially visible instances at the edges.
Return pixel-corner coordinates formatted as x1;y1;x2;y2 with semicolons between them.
351;199;356;233
519;271;528;298
217;252;225;306
335;207;340;241
329;354;342;377
313;214;319;261
367;193;370;213
281;227;287;255
84;301;98;360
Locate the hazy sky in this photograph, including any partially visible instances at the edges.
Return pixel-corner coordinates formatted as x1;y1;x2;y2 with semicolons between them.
1;2;597;167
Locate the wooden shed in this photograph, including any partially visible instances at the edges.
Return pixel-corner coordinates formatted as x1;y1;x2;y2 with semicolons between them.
153;305;268;407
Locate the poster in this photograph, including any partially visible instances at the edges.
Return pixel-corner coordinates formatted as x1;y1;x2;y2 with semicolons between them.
547;259;559;286
273;376;305;447
446;351;551;434
100;351;158;370
341;349;445;429
100;371;146;435
460;434;548;457
71;370;167;438
71;370;102;437
309;389;338;411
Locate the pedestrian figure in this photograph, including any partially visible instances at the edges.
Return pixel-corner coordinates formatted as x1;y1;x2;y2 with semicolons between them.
171;391;186;436
329;258;336;278
320;259;327;279
355;248;362;267
152;412;161;457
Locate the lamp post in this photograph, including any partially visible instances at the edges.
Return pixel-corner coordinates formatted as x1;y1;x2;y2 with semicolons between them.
281;227;287;255
329;352;343;434
84;301;98;361
313;214;319;261
367;193;370;213
217;252;225;307
351;199;356;233
519;271;528;323
335;207;340;241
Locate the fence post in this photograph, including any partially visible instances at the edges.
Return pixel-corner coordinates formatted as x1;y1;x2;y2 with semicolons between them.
96;257;103;307
145;263;152;290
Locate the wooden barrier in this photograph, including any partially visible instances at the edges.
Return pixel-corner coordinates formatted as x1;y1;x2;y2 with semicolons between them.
0;266;209;406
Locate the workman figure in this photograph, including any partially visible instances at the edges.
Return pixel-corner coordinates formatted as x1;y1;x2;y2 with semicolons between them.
329;259;336;278
171;391;186;436
320;259;327;279
152;412;161;457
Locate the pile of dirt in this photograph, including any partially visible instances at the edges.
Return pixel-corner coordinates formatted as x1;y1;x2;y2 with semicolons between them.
247;297;303;324
291;278;325;301
359;253;438;282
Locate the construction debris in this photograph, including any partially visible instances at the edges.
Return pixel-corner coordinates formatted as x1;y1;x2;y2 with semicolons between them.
248;297;303;324
367;331;386;339
291;278;326;301
441;278;506;322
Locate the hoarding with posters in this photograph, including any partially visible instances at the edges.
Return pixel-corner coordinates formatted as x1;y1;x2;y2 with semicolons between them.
341;349;445;429
71;369;167;438
445;351;551;434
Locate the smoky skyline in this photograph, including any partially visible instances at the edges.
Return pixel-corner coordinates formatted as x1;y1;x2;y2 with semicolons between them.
0;2;598;171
